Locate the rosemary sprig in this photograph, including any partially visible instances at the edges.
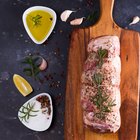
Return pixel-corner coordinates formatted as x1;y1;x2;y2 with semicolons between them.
21;56;41;79
90;48;115;119
97;48;108;68
31;15;42;27
19;102;39;123
91;87;116;120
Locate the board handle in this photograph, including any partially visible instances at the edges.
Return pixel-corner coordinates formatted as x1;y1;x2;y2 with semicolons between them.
99;0;115;23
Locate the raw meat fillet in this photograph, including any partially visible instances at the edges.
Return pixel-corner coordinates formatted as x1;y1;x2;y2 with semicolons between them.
81;36;121;133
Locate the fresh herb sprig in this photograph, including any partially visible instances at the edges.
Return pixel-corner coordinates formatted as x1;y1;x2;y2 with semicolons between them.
91;47;115;120
91;87;116;120
97;48;108;68
22;56;40;79
31;15;42;27
92;73;116;119
19;102;39;123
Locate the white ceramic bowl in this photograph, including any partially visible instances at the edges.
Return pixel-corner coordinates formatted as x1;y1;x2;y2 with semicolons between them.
18;93;53;131
22;6;57;44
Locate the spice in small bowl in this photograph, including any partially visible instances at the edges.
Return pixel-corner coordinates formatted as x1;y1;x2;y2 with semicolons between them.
18;93;53;131
36;95;51;115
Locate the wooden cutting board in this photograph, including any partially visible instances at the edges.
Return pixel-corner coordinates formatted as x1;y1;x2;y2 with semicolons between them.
64;0;140;140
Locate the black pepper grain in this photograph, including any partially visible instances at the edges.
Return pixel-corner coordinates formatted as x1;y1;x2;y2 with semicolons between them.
50;17;53;21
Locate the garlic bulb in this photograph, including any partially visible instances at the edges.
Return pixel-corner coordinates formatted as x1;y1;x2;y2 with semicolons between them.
129;16;140;25
70;17;84;25
60;10;75;22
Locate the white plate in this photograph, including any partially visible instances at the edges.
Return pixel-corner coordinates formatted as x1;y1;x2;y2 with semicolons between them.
22;6;57;44
18;93;53;131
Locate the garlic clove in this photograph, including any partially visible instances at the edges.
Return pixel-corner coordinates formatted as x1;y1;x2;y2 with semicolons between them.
70;17;85;25
129;16;140;25
60;10;75;22
39;58;48;71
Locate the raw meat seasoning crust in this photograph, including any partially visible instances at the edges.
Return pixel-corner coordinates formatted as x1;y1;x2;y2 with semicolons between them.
81;36;121;133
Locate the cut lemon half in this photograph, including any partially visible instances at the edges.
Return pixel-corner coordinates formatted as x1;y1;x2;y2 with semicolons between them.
13;74;33;96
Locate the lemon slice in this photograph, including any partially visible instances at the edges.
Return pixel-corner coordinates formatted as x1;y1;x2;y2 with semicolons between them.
13;74;33;96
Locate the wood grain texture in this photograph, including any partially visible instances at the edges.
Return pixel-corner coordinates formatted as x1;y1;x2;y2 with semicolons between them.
64;0;140;140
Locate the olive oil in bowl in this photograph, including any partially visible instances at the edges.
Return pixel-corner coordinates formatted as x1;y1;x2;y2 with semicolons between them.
23;6;57;44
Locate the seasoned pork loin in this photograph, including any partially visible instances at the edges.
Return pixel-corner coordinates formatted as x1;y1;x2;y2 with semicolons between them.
81;36;121;133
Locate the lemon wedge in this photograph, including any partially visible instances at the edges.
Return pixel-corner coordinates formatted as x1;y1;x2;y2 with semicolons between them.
13;74;33;96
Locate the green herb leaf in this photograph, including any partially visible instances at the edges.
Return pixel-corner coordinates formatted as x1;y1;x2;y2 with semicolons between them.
97;48;108;68
34;68;40;76
93;73;103;85
21;58;31;64
31;15;42;27
108;99;116;107
29;114;38;117
23;68;32;76
22;56;41;79
31;109;39;112
18;102;39;123
97;48;108;58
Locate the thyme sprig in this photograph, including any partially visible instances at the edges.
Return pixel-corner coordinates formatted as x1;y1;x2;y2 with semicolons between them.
97;48;108;68
19;102;39;123
21;56;41;79
31;15;42;27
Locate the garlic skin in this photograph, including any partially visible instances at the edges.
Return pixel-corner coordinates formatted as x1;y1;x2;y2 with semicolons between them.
39;58;48;71
129;16;140;25
70;17;84;25
60;10;75;22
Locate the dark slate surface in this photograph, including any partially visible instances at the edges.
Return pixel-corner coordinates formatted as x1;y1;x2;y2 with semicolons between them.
0;0;139;140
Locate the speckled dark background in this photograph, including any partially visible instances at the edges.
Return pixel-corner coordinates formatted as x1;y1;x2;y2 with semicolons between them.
0;0;140;140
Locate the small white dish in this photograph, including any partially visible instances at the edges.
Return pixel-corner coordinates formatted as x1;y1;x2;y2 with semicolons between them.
22;6;57;44
18;93;53;131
